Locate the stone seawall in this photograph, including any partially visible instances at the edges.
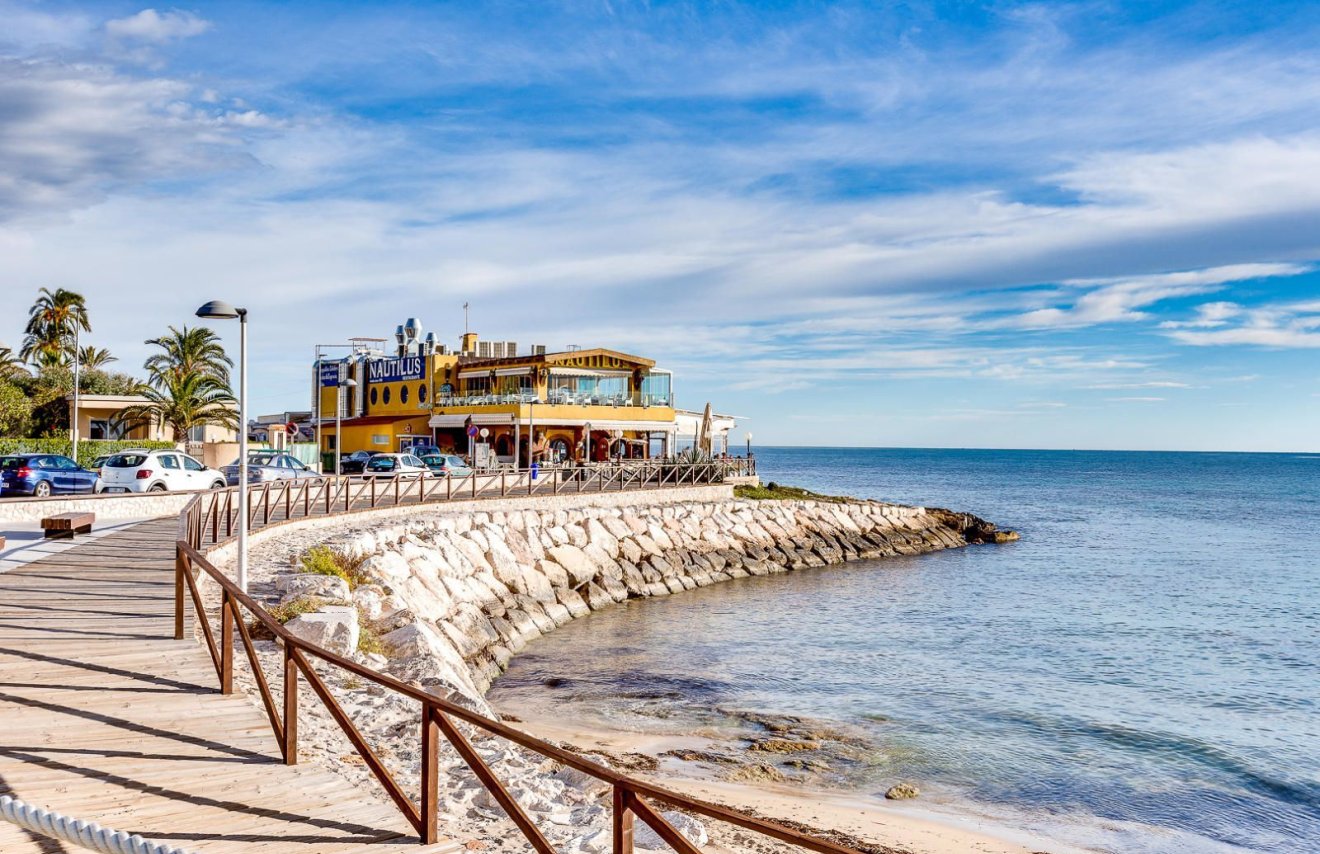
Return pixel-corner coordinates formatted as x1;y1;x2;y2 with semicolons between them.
245;489;1011;715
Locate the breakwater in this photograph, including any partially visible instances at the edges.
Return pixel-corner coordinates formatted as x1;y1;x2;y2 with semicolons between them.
250;485;1013;714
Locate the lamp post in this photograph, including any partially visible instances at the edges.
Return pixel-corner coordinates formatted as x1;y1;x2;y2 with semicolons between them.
195;300;248;591
336;378;357;475
71;327;80;459
746;431;753;458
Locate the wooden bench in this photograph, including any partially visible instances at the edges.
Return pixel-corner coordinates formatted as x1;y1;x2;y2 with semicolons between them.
41;512;95;539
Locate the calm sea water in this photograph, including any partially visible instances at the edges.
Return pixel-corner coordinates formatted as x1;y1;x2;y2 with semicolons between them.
490;448;1320;853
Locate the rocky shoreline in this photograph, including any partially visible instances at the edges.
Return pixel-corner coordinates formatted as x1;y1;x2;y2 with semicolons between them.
222;486;1019;853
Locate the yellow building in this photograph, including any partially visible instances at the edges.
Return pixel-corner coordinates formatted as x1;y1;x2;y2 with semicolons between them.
316;324;678;465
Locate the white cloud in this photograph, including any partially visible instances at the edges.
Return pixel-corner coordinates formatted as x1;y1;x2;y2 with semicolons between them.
1166;298;1320;349
1108;396;1165;402
105;9;210;44
1011;264;1307;330
1160;301;1243;329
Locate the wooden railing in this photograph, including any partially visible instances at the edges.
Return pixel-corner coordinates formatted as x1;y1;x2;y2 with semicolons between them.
173;458;868;854
181;458;756;549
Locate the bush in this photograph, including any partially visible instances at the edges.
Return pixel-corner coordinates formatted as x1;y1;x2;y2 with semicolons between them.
734;483;852;503
299;546;370;590
0;438;176;467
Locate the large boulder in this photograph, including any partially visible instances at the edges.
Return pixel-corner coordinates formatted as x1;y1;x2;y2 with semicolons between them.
284;605;359;656
275;573;350;602
633;812;708;849
547;545;596;586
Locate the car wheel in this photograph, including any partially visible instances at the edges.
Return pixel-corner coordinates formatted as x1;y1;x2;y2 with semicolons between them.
148;482;168;492
33;481;52;498
211;480;226;490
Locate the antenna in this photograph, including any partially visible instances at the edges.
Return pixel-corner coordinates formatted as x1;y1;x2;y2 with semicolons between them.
463;302;470;334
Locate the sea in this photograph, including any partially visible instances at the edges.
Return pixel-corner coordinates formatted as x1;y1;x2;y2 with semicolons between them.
488;448;1320;853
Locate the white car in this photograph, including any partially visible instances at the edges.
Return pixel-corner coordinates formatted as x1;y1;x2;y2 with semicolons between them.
363;452;432;479
99;449;228;493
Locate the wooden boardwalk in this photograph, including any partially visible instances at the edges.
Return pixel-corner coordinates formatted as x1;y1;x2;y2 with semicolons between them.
0;518;460;853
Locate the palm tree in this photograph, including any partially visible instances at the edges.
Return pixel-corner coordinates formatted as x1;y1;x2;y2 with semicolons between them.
77;346;117;371
114;372;239;441
21;288;90;368
143;326;233;389
0;347;29;381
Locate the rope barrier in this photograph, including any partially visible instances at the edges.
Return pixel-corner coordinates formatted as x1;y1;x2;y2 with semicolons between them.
0;795;197;854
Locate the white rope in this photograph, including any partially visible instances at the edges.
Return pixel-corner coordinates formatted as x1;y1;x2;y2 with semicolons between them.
0;795;197;854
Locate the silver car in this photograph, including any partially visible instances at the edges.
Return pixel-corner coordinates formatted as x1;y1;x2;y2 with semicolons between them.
223;451;322;486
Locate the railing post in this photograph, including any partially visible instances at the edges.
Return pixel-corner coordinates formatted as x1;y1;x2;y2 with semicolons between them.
420;705;440;844
220;591;234;695
613;784;634;854
283;642;298;764
173;547;186;640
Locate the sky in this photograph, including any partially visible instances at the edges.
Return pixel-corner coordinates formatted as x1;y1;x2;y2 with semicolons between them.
2;1;1320;451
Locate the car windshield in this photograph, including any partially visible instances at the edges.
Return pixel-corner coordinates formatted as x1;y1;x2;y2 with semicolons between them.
248;453;278;466
446;456;467;467
367;457;396;468
420;455;443;465
0;457;28;470
106;454;148;468
90;456;109;468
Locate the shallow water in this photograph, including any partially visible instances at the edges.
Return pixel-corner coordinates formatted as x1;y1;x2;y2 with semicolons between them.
490;448;1320;853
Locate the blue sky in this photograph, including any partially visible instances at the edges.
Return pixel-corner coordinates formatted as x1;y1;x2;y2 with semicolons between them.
2;1;1320;450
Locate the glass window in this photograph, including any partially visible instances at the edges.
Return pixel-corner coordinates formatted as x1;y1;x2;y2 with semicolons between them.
401;385;410;404
159;455;180;469
53;456;79;470
182;456;204;471
106;454;147;468
370;387;378;405
419;384;427;403
383;387;392;405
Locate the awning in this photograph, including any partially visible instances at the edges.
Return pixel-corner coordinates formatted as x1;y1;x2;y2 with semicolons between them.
457;368;530;379
429;414;676;432
547;367;632;379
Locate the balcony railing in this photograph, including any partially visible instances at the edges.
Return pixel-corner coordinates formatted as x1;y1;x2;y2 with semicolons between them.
437;392;672;408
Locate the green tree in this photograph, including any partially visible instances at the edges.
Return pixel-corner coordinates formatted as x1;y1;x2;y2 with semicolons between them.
143;326;232;389
114;372;238;441
20;288;90;368
77;345;117;370
0;380;33;437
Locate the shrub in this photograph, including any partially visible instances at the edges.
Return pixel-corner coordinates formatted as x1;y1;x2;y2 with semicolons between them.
734;483;852;503
250;596;325;640
0;437;176;467
299;546;370;590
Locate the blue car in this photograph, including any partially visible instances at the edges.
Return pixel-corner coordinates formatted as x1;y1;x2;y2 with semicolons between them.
0;453;101;497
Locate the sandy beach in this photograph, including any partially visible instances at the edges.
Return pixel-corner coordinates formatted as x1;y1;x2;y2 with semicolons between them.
490;700;1083;854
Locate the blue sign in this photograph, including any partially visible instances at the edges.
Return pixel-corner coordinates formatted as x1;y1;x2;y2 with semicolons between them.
367;356;425;384
319;361;343;387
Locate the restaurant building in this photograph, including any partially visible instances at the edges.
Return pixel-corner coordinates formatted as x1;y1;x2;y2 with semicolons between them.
315;320;685;466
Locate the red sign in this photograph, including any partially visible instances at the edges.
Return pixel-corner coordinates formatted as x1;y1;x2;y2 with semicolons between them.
466;425;479;438
286;422;299;436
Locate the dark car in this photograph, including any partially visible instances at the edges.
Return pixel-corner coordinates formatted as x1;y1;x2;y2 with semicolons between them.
0;453;100;497
337;450;378;474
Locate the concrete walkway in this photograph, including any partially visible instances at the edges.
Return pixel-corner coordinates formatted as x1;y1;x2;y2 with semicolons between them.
0;518;459;853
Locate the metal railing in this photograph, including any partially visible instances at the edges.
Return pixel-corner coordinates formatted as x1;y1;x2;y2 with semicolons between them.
172;457;868;853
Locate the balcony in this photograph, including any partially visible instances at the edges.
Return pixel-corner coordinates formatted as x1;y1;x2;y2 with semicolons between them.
436;392;673;409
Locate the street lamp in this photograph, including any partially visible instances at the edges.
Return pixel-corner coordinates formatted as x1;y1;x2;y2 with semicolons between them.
71;327;80;459
196;300;248;591
746;431;753;458
336;378;358;475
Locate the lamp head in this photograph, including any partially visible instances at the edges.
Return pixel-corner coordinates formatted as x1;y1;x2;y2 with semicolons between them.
195;300;243;319
343;378;358;387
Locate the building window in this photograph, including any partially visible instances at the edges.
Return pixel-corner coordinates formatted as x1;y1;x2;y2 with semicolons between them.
370;387;378;406
401;385;409;404
419;384;427;404
383;387;392;405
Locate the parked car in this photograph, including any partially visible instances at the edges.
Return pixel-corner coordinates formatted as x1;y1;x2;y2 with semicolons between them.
363;453;432;479
0;453;100;497
87;454;112;493
419;453;473;477
222;451;323;486
406;444;442;458
98;449;226;493
337;450;378;474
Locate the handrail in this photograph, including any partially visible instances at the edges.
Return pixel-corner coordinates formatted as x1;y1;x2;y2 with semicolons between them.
172;458;869;854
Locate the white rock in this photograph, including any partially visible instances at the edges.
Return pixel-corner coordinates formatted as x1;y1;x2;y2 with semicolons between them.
284;606;359;656
547;545;596;586
633;812;709;849
275;574;350;603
